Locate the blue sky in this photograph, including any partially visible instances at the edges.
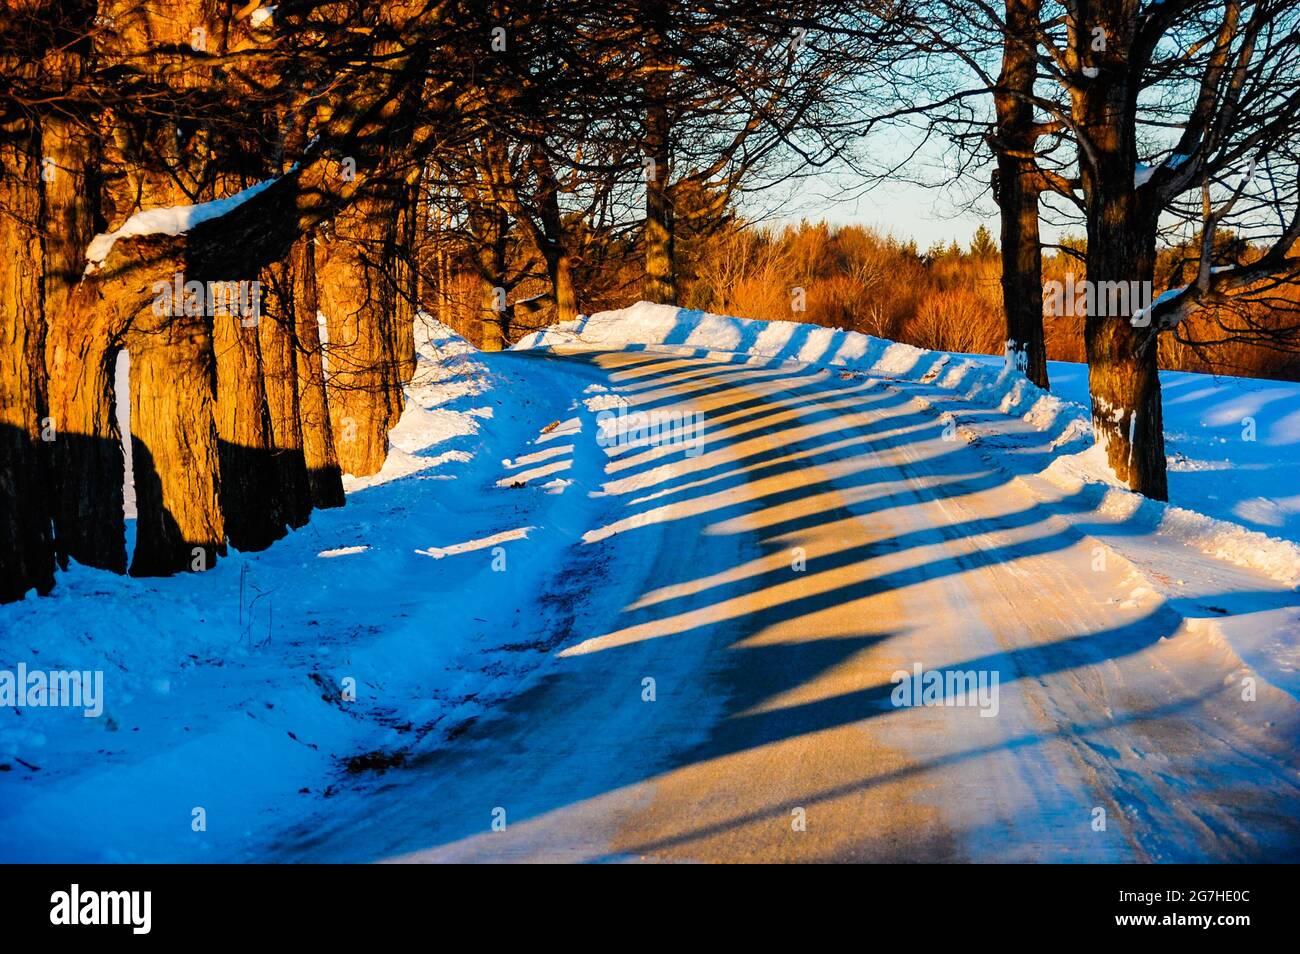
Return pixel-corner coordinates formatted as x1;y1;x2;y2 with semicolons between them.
762;170;1078;250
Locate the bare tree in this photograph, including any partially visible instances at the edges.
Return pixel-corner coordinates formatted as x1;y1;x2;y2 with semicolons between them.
1045;0;1300;497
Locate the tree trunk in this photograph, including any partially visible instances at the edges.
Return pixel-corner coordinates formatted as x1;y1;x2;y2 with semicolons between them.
45;280;128;575
995;157;1049;388
1083;196;1167;499
121;261;229;573
0;119;56;601
472;203;511;351
538;192;579;322
317;202;399;476
24;13;122;582
210;294;289;553
291;236;346;508
259;262;313;530
993;0;1049;389
1076;24;1169;499
551;249;578;324
128;309;226;574
643;93;677;305
528;145;579;323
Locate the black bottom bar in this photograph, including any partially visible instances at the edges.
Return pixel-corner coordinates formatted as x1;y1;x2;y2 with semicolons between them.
1;862;1288;940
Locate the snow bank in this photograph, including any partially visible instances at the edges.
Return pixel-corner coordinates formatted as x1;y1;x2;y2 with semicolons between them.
956;353;1300;545
1040;446;1300;588
341;313;488;490
515;302;1081;437
0;313;602;861
517;301;1300;589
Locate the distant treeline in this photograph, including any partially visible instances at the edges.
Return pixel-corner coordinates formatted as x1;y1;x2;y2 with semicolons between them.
428;219;1300;382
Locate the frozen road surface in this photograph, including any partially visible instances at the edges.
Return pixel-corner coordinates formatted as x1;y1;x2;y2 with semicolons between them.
265;347;1300;863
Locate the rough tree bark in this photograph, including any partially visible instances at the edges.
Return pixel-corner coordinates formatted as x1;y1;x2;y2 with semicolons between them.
128;308;225;574
1074;8;1168;499
317;200;402;476
211;298;287;553
643;90;677;305
0;118;57;600
44;267;129;575
1082;183;1167;499
992;0;1049;389
29;3;129;578
259;260;313;530
291;235;346;508
527;145;579;323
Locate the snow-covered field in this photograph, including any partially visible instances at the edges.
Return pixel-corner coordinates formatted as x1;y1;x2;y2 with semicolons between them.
2;303;1298;862
963;354;1300;548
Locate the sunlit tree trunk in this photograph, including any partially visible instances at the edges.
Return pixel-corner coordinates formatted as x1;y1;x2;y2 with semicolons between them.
44;310;126;574
259;261;313;530
211;302;287;553
318;201;400;476
128;309;225;574
0;117;57;600
291;235;346;508
43;149;128;576
643;91;677;305
1082;183;1167;498
29;5;128;580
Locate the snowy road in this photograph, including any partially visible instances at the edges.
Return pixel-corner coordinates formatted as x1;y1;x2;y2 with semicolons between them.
261;347;1300;863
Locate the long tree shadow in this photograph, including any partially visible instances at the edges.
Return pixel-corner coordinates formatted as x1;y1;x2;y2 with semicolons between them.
257;348;1300;863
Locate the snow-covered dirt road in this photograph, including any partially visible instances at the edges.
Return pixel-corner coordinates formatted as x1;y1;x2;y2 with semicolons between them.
260;346;1300;863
